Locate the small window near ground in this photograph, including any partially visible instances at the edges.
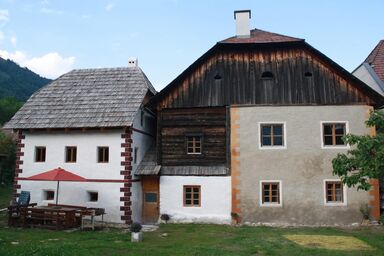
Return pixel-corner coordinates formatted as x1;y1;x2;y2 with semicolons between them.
261;181;281;206
44;190;55;201
65;146;77;163
187;136;202;154
260;123;285;147
88;191;98;202
133;147;138;164
325;181;344;204
97;147;109;163
322;123;346;147
35;146;46;162
183;185;201;207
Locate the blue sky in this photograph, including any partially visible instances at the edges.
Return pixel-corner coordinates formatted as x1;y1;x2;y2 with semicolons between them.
0;0;383;90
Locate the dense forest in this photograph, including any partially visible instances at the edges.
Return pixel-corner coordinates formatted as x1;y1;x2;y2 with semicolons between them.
0;57;51;184
0;57;51;101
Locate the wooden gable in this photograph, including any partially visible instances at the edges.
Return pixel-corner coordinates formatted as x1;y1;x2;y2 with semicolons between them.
154;42;383;110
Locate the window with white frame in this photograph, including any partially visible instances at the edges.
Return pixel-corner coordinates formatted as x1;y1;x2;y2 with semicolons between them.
260;180;282;206
323;179;347;206
88;191;98;202
321;122;348;148
259;122;286;149
43;190;55;201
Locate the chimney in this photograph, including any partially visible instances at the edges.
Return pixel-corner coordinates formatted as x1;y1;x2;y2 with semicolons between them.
128;58;138;67
234;10;251;37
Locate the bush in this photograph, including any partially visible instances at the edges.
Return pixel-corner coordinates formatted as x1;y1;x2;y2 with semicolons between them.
359;204;371;220
380;215;384;225
130;222;142;233
160;214;170;223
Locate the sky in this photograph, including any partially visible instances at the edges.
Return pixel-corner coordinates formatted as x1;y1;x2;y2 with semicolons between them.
0;0;383;91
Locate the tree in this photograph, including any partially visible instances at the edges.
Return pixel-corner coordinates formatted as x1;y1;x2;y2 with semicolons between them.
332;110;384;190
0;97;23;125
0;130;16;184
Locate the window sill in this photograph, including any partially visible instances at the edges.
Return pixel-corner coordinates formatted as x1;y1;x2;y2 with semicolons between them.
324;202;347;206
321;145;350;150
260;203;282;207
259;146;287;150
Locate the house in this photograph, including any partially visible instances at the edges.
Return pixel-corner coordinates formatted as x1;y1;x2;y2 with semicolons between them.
147;10;384;225
4;60;157;224
353;40;384;215
353;40;384;96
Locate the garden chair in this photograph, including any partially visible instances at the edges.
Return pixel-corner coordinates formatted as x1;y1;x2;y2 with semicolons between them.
8;191;36;226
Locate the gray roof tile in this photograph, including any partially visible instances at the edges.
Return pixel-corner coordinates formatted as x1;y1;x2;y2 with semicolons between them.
4;67;156;129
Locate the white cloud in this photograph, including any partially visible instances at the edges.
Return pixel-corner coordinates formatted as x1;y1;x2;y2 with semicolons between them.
10;36;16;46
40;7;63;15
0;50;27;63
105;3;114;11
0;50;75;79
0;31;4;42
0;9;9;23
40;0;50;5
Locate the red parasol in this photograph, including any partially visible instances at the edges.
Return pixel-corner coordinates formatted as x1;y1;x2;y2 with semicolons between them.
27;167;86;205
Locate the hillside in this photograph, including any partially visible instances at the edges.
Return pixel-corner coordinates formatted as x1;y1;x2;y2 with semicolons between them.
0;57;51;101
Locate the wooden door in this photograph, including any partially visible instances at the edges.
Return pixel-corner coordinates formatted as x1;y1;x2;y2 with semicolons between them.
142;176;159;223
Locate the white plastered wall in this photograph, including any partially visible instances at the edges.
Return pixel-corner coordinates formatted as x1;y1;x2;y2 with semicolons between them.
160;176;231;224
130;108;156;223
19;129;125;223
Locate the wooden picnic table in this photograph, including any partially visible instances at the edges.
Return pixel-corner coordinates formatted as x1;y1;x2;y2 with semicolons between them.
18;204;105;230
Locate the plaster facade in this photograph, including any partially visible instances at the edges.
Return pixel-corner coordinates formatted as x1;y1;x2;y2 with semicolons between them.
232;105;373;225
159;176;231;224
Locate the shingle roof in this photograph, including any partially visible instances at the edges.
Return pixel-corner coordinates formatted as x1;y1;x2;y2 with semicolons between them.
220;28;304;44
135;145;161;176
161;165;229;176
365;40;384;82
4;67;156;129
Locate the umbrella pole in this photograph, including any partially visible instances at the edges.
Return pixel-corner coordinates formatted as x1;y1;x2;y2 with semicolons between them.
56;181;60;205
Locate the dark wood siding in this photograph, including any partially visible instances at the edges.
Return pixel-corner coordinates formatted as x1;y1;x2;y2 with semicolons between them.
159;107;227;166
158;47;374;109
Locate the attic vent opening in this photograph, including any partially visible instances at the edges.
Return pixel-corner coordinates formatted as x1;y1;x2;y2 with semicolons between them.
214;74;222;80
304;72;313;77
261;71;274;79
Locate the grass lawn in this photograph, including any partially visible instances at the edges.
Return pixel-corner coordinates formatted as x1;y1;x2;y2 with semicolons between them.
0;186;384;256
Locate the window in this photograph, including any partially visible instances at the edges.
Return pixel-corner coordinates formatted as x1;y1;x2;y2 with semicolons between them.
183;185;201;207
322;122;347;147
259;123;285;148
214;73;222;80
304;72;313;77
145;192;158;203
187;136;202;154
260;181;282;206
140;110;145;127
324;180;346;205
133;147;138;164
97;147;109;163
43;190;55;201
261;71;274;79
88;191;98;202
65;146;77;163
35;146;46;162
